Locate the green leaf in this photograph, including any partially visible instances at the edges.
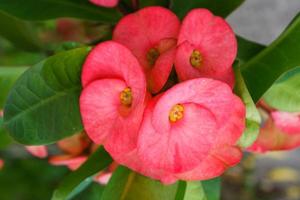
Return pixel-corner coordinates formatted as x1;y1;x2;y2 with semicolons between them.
52;147;113;200
0;11;42;51
139;0;169;8
263;66;300;112
236;36;265;64
175;181;187;200
0;0;122;23
241;13;300;102
0;66;28;108
3;47;91;145
181;178;221;200
101;166;178;200
170;0;245;19
234;65;261;148
0;117;13;148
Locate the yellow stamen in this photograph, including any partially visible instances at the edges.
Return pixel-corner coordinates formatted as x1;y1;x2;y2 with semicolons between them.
120;87;132;107
169;104;184;122
147;48;160;66
190;50;203;68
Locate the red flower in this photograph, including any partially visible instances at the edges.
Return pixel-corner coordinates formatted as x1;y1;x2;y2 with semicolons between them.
132;79;245;183
89;0;119;7
174;9;237;87
249;111;300;153
113;6;180;93
80;41;147;161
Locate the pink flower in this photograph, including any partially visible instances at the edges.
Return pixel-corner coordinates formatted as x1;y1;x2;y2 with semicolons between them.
113;6;180;93
272;111;300;134
80;41;147;161
135;78;245;183
249;112;300;153
174;9;237;87
89;0;119;8
25;145;48;158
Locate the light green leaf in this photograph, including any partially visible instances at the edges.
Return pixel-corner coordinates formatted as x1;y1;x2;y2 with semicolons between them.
234;65;261;148
181;178;221;200
264;66;300;112
170;0;245;19
101;166;178;200
0;11;42;51
3;47;91;145
0;66;28;108
0;0;122;23
52;147;113;200
241;13;300;102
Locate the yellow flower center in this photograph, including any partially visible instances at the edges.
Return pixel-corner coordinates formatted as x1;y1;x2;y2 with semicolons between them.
190;50;203;68
169;104;184;122
120;87;132;107
147;48;160;66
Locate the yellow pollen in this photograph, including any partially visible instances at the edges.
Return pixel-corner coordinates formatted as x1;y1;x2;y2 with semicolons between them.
120;87;132;107
190;50;203;68
169;104;184;122
147;48;160;66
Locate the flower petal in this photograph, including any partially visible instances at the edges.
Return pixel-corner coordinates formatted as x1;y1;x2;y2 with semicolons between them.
272;111;300;134
25;145;48;158
175;9;237;86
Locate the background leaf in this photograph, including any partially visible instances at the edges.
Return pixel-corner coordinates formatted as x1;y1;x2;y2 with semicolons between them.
0;0;122;23
170;0;245;19
234;65;261;148
241;12;300;102
3;47;90;145
139;0;169;7
101;166;178;200
263;66;300;112
52;147;112;200
0;66;28;108
0;11;42;52
0;117;13;148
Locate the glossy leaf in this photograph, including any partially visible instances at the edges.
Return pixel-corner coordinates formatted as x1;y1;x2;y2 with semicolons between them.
0;66;28;108
236;36;265;64
0;0;122;23
101;166;178;200
234;65;261;148
52;147;113;200
3;47;91;145
264;66;300;112
201;178;221;200
241;13;300;102
170;0;245;19
0;11;42;51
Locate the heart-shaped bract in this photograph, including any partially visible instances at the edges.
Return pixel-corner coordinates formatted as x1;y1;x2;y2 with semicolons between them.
113;6;180;93
80;41;147;161
174;9;237;87
136;78;245;183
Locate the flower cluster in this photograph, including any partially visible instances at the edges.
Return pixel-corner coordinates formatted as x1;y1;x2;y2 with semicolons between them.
248;101;300;153
89;0;119;8
80;7;246;184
